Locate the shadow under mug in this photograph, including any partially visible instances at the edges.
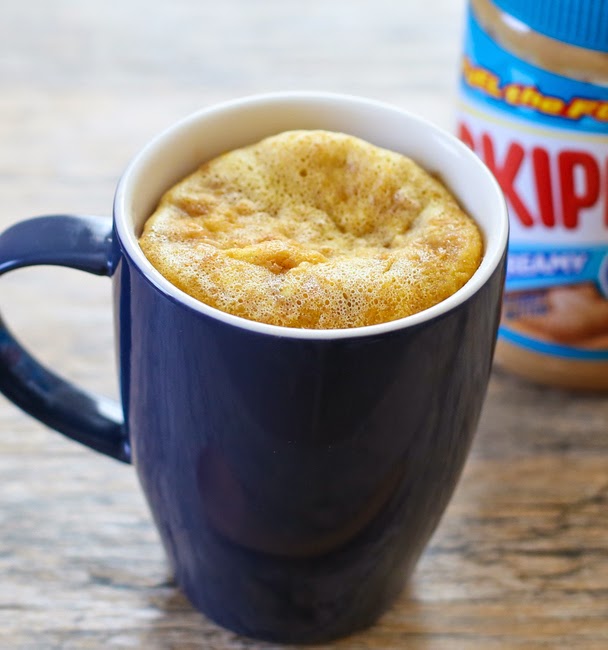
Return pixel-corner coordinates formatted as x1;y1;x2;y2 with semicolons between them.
0;93;508;644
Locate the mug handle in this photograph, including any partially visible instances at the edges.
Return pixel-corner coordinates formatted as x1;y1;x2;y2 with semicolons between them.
0;214;130;463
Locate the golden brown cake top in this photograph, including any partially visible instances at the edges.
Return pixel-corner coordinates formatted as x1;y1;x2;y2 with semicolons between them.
139;130;483;329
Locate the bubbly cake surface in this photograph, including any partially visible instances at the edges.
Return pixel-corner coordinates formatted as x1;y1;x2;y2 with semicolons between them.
139;130;483;329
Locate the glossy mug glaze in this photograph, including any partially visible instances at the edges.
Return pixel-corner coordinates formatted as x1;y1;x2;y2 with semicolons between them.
0;93;508;643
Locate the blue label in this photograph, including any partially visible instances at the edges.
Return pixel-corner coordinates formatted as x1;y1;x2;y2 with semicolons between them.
460;7;608;135
507;244;608;295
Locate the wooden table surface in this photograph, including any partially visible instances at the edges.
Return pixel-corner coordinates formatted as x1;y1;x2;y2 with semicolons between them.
1;1;607;648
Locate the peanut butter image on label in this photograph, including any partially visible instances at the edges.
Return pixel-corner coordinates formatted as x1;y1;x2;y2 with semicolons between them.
504;284;608;349
139;130;483;329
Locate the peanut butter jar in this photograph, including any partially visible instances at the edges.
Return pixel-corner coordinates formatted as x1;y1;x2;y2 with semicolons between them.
457;0;608;390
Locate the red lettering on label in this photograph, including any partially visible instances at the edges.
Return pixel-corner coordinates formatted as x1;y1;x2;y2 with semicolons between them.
481;134;534;227
458;123;475;151
457;120;608;230
532;147;555;227
558;152;600;229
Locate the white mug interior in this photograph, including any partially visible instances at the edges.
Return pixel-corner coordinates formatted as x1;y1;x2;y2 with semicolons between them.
114;92;508;339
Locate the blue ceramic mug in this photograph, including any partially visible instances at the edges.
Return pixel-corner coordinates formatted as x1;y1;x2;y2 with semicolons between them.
0;93;508;643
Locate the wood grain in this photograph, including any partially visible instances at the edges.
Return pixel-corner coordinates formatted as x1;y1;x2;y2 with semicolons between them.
1;1;607;648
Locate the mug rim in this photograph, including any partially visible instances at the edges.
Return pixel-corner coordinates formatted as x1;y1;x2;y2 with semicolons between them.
113;91;508;340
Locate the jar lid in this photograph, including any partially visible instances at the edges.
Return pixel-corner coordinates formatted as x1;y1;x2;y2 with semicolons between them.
493;0;608;52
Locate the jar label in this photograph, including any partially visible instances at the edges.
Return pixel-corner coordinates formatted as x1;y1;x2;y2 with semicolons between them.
458;6;608;360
